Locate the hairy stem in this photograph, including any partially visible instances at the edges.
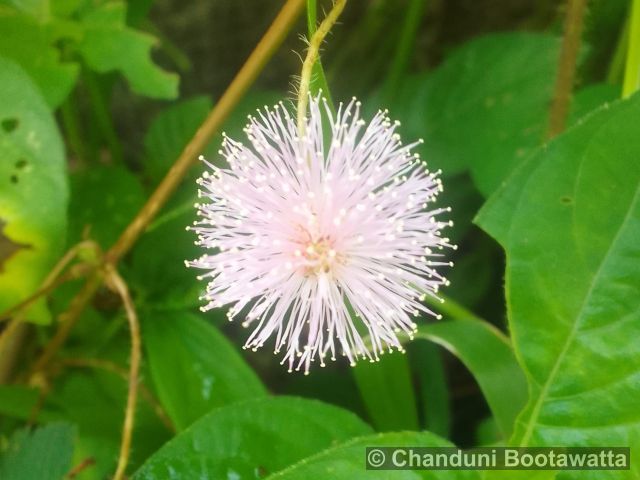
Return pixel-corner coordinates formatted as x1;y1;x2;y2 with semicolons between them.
547;0;588;139
297;0;347;134
105;0;304;265
107;267;141;480
623;0;640;97
306;0;335;108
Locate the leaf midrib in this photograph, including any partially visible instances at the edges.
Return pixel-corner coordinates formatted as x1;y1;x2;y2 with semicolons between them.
517;177;640;447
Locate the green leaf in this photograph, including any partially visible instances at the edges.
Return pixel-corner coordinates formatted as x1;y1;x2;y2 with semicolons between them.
2;0;50;18
133;396;373;479
410;341;451;437
568;83;619;125
77;2;178;99
68;164;145;246
476;93;640;461
416;319;527;438
142;311;267;431
134;91;284;309
0;385;42;421
434;173;484;245
144;91;282;184
395;33;559;187
45;365;172;479
129;202;200;310
266;431;480;480
0;11;78;107
201;90;284;159
143;96;212;184
0;56;68;323
353;352;420;431
0;423;75;480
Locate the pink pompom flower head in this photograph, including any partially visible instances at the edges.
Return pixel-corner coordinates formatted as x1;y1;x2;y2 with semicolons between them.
187;96;453;374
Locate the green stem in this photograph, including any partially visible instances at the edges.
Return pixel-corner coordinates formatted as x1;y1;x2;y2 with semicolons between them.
84;70;123;164
382;0;427;101
623;0;640;97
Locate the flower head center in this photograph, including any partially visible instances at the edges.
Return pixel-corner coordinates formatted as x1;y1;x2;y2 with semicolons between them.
299;236;337;275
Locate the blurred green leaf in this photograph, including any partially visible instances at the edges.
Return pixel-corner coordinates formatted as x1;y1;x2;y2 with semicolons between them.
45;366;171;479
134;91;285;310
416;319;527;438
133;396;373;479
394;33;559;189
0;423;74;480
143;96;212;184
265;431;479;480
201;90;284;159
0;385;41;421
1;0;49;19
142;311;267;431
129;201;200;310
410;341;451;437
477;93;640;462
68;164;145;246
77;2;178;99
0;56;68;323
353;352;420;431
435;173;483;245
0;11;78;107
143;91;283;184
475;417;500;446
444;237;496;308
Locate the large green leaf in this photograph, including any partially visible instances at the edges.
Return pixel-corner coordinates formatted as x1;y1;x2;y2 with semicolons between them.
142;311;267;431
477;93;640;476
266;431;479;480
0;423;75;480
0;10;78;107
133;396;373;480
0;56;68;323
77;2;178;99
416;320;527;438
394;33;559;186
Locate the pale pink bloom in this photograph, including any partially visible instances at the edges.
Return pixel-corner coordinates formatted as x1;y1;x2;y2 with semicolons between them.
188;96;452;374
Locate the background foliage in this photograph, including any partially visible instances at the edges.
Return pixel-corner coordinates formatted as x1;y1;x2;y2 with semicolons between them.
0;0;638;479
